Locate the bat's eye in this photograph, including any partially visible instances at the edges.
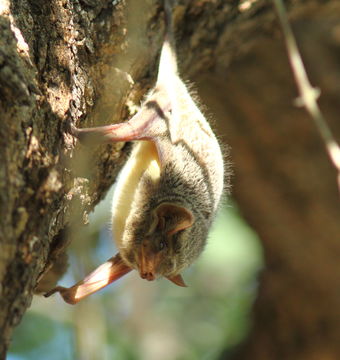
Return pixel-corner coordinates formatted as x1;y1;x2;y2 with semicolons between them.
159;241;166;251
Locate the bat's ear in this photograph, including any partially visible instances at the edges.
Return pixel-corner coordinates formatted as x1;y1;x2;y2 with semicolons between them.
166;274;187;287
155;203;194;236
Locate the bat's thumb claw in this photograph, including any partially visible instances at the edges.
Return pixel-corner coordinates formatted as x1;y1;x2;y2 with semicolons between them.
44;286;65;298
44;286;78;305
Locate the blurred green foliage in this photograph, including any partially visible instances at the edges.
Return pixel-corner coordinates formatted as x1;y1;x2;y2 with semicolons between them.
9;193;263;360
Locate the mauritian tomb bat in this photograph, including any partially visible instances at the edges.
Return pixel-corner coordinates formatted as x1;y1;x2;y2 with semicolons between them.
45;0;226;304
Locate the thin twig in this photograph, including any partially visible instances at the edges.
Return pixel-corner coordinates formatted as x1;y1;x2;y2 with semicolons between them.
273;0;340;193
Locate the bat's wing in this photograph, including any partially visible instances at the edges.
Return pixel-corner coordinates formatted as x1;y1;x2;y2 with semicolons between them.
44;253;132;304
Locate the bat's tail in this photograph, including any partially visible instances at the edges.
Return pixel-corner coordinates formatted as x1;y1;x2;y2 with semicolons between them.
157;0;178;84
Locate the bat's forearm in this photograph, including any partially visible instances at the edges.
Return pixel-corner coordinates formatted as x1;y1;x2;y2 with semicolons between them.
66;101;169;145
67;120;134;144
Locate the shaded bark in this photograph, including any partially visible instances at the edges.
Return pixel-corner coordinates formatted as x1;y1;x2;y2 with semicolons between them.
196;3;340;359
1;0;339;359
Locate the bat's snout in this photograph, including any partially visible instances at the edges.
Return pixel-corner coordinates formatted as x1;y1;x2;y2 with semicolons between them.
140;270;156;281
138;241;161;282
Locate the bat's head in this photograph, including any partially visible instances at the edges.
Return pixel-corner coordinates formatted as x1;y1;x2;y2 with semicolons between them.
44;203;206;304
120;202;202;287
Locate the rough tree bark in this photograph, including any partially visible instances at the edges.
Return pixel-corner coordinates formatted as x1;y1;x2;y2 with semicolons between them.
0;0;160;356
0;0;339;359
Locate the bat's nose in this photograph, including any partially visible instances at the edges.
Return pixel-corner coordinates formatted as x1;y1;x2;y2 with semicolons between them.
139;241;160;282
140;271;156;281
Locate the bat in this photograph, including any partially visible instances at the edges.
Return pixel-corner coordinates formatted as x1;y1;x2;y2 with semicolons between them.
45;0;226;304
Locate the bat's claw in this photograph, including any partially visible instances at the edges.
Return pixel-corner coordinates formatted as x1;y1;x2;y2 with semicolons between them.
44;286;78;305
44;286;66;298
65;117;80;138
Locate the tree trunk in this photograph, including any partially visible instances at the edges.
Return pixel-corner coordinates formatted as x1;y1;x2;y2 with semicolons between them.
0;0;339;359
0;0;156;355
195;2;340;359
